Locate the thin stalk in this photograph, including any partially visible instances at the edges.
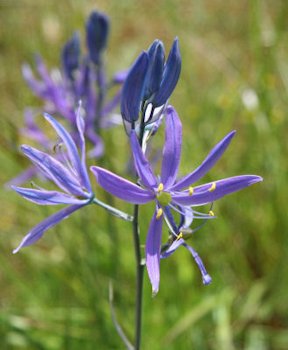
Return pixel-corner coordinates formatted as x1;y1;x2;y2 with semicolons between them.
132;204;144;350
92;197;133;221
131;103;151;350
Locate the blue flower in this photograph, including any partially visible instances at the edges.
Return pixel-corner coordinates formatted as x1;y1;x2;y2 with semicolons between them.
12;108;94;253
121;38;181;123
86;11;110;65
91;106;262;294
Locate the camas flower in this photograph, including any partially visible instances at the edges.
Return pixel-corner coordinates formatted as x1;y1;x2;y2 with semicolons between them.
12;108;94;253
91;105;262;294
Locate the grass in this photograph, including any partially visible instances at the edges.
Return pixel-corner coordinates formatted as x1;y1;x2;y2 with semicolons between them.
1;0;288;349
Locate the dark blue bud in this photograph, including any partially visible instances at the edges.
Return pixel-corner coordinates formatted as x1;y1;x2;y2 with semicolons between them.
86;11;109;65
62;32;80;81
144;40;165;100
121;52;149;123
152;38;181;107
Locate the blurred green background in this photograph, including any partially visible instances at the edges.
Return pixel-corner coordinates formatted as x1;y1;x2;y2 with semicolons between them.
0;0;287;349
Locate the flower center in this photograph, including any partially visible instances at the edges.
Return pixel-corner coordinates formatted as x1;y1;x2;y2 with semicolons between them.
156;183;172;207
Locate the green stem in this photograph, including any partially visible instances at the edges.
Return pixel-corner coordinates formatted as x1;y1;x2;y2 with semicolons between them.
132;204;144;350
92;197;133;222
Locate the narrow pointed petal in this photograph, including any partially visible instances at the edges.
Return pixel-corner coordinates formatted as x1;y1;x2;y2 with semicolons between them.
172;175;263;206
146;211;163;296
161;238;183;259
161;106;182;188
21;145;85;197
130;131;157;188
172;131;236;191
75;105;92;193
91;166;154;204
152;38;181;107
22;64;46;99
13;204;86;253
44;113;90;191
12;186;89;205
121;52;149;122
183;243;212;285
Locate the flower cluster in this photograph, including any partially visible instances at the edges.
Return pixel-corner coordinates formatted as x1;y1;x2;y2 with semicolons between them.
11;11;262;296
11;11;126;187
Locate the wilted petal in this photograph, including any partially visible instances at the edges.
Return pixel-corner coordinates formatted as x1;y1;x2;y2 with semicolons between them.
172;131;236;191
130;131;157;188
183;243;212;285
161;238;183;259
44;113;90;191
86;11;109;65
12;186;89;205
91;166;154;204
161;106;182;188
21;145;85;197
13;204;86;254
152;38;181;107
146;211;163;296
172;175;263;206
121;52;149;122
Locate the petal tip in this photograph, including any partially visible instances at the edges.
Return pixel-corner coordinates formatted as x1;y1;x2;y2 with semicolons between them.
203;274;212;285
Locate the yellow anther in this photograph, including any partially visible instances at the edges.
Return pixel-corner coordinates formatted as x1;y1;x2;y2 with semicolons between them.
208;182;216;192
156;208;163;220
176;232;183;241
157;183;164;192
209;210;215;216
188;186;194;196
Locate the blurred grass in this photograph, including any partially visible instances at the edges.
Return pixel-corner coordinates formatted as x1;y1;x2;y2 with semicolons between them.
1;0;288;349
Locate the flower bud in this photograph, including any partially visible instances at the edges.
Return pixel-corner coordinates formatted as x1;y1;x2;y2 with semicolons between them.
144;40;165;100
61;32;80;81
152;38;181;107
86;11;109;65
121;52;149;123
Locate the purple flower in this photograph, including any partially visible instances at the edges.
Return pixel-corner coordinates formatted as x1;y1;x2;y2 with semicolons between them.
91;106;262;294
121;38;181;124
12;108;94;253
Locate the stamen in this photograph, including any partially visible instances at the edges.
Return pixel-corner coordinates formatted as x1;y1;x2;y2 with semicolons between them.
176;232;183;241
208;182;216;192
188;186;194;195
157;183;164;192
208;210;215;216
156;208;163;220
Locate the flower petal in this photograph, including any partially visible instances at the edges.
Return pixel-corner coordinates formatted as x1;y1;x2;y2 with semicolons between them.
146;210;163;296
161;106;182;188
130;131;157;188
90;166;154;204
172;175;263;206
13;204;86;253
183;243;212;285
152;38;181;107
121;52;149;122
21;145;85;197
161;238;183;259
171;131;236;191
44;113;90;191
75;105;92;193
12;186;89;205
